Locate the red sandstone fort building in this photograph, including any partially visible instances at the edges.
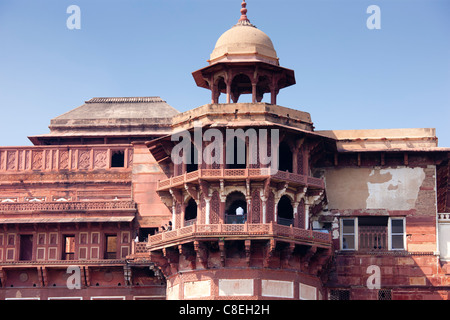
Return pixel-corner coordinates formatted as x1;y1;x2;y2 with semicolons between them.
0;1;449;300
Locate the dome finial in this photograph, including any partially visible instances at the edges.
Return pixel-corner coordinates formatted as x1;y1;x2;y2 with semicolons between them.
239;0;249;22
236;0;255;27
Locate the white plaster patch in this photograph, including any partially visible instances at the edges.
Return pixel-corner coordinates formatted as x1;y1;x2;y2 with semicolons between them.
167;284;180;300
261;280;294;298
438;223;450;260
219;279;254;297
332;217;340;240
366;167;425;210
184;280;211;299
299;283;317;300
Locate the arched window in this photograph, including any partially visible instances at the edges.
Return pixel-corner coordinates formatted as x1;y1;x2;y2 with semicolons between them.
278;141;293;173
184;198;197;226
231;74;252;103
277;195;293;226
225;191;247;224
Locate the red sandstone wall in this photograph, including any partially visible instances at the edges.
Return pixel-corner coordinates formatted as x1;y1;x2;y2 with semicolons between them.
323;164;444;299
132;143;171;230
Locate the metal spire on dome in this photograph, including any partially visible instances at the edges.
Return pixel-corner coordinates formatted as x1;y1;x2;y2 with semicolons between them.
235;0;256;27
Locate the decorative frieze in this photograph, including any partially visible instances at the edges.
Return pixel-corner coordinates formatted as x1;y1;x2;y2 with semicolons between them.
0;146;133;173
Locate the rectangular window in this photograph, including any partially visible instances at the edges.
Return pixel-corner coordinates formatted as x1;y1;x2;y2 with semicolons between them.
111;150;125;168
341;218;357;250
389;218;405;250
378;289;392;300
330;289;350;300
105;235;117;259
340;216;406;252
63;236;75;260
19;235;33;261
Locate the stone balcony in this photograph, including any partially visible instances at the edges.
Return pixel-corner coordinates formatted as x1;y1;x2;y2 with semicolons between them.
147;222;331;251
157;168;325;191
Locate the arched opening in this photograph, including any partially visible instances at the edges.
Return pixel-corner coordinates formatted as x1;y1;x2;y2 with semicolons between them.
227;136;247;169
257;75;270;103
186;142;198;173
278;141;293;173
231;74;252;103
225;191;247;224
277;195;294;226
216;76;226;103
184;198;197;226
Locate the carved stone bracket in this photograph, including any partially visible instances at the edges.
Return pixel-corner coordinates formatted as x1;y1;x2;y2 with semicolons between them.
264;239;276;268
219;240;226;267
194;241;209;269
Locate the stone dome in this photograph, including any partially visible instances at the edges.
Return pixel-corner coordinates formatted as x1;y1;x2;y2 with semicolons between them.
210;24;279;66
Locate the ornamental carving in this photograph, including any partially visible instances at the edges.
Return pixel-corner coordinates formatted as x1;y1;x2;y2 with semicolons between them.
78;150;91;170
0;200;136;212
267;191;274;223
6;151;16;170
252;189;261;223
59;151;69;169
210;191;220;224
0;147;131;172
32;151;43;170
94;150;108;169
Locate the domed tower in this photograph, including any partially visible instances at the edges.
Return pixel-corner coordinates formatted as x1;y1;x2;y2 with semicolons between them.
192;0;295;105
147;1;333;300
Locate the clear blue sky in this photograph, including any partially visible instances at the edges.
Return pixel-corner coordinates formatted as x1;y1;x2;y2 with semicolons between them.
0;0;449;147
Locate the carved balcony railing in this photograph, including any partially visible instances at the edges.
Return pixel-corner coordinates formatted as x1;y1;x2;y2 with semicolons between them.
157;168;325;191
148;222;331;250
133;242;149;254
358;226;388;252
0;200;136;213
0;145;133;173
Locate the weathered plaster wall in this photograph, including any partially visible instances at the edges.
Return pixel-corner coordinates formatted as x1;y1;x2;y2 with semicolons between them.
324;167;427;211
324;165;437;252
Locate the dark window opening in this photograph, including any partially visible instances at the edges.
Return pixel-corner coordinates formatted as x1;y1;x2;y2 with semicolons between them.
138;228;157;242
378;289;392;300
111;150;125;168
105;235;117;259
19;235;33;261
330;289;350;300
63;235;75;260
186;143;198;173
277;195;294;226
278;141;293;173
185;198;198;225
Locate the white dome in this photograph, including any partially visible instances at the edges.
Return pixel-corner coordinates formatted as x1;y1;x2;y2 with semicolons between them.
210;24;279;66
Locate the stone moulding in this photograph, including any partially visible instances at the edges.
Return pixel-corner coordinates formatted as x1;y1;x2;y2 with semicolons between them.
0;200;136;212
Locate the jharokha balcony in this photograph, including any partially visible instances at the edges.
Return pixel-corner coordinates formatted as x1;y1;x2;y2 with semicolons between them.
157;168;325;191
148;222;331;251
